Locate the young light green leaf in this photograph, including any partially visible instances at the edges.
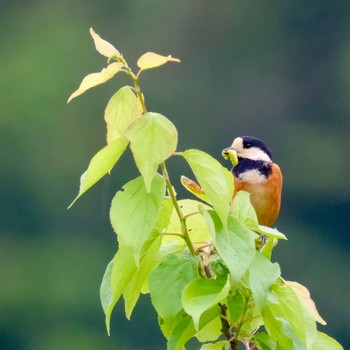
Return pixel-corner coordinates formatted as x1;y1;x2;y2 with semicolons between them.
123;235;162;318
110;175;165;263
167;314;195;350
238;300;263;339
182;276;230;330
183;149;234;227
137;52;180;71
104;86;142;144
259;236;276;260
263;296;297;347
254;225;287;240
90;28;121;58
67;62;123;102
254;332;277;350
230;190;259;225
200;341;227;350
313;332;344;350
101;235;163;333
100;246;136;335
149;253;199;323
69;137;128;208
163;199;212;247
139;198;174;294
203;210;256;289
263;281;317;349
286;281;326;325
100;258;114;332
248;253;280;311
196;313;222;342
197;306;222;339
227;290;246;324
153;197;174;238
126;112;178;191
231;191;286;240
167;307;221;350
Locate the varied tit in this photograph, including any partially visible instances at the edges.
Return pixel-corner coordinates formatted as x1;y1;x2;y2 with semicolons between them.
223;136;282;226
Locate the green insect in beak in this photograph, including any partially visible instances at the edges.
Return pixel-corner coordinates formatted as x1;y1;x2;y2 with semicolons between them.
222;147;238;166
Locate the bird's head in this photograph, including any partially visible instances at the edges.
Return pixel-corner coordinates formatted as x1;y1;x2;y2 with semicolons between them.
222;136;272;166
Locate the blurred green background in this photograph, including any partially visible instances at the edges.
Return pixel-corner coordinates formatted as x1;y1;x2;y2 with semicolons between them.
1;1;349;349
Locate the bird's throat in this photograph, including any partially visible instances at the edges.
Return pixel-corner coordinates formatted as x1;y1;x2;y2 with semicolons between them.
233;158;272;183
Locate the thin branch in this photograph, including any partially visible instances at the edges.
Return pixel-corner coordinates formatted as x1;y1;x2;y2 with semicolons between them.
119;56;147;114
162;232;184;238
160;162;196;256
202;260;237;350
243;340;251;350
219;303;238;350
183;211;201;220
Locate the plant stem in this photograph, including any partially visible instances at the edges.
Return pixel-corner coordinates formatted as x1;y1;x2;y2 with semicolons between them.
133;76;147;113
203;263;237;350
118;57;147;114
121;59;193;255
160;162;196;256
219;303;238;350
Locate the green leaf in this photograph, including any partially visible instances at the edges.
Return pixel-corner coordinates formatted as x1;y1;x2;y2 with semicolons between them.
154;196;174;235
126;112;178;191
227;290;246;324
230;190;259;226
254;225;287;240
167;313;195;350
104;86;142;144
167;307;221;350
100;236;162;333
200;341;227;350
139;197;175;289
196;314;222;342
110;175;165;263
69;137;128;207
182;149;234;227
263;281;317;349
286;281;326;326
100;258;114;330
163;199;212;248
203;210;256;289
123;235;162;319
230;191;286;240
67;62;123;102
137;51;180;71
313;331;344;350
157;310;185;342
239;300;263;338
248;253;280;311
89;28;121;58
149;253;199;329
182;276;230;330
100;246;136;335
259;237;276;260
254;332;277;350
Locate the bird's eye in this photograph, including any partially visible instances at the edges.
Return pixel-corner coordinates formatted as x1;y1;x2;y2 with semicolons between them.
244;143;252;149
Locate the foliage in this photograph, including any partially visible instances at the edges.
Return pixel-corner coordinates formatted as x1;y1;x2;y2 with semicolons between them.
68;28;343;350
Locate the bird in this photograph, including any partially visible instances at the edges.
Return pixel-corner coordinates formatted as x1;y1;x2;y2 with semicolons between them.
222;136;282;227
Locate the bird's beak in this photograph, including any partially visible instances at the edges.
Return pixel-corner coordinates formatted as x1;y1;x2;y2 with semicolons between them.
222;147;238;166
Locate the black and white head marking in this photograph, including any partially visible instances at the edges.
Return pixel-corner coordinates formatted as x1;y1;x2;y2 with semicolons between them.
231;136;272;162
231;136;273;183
